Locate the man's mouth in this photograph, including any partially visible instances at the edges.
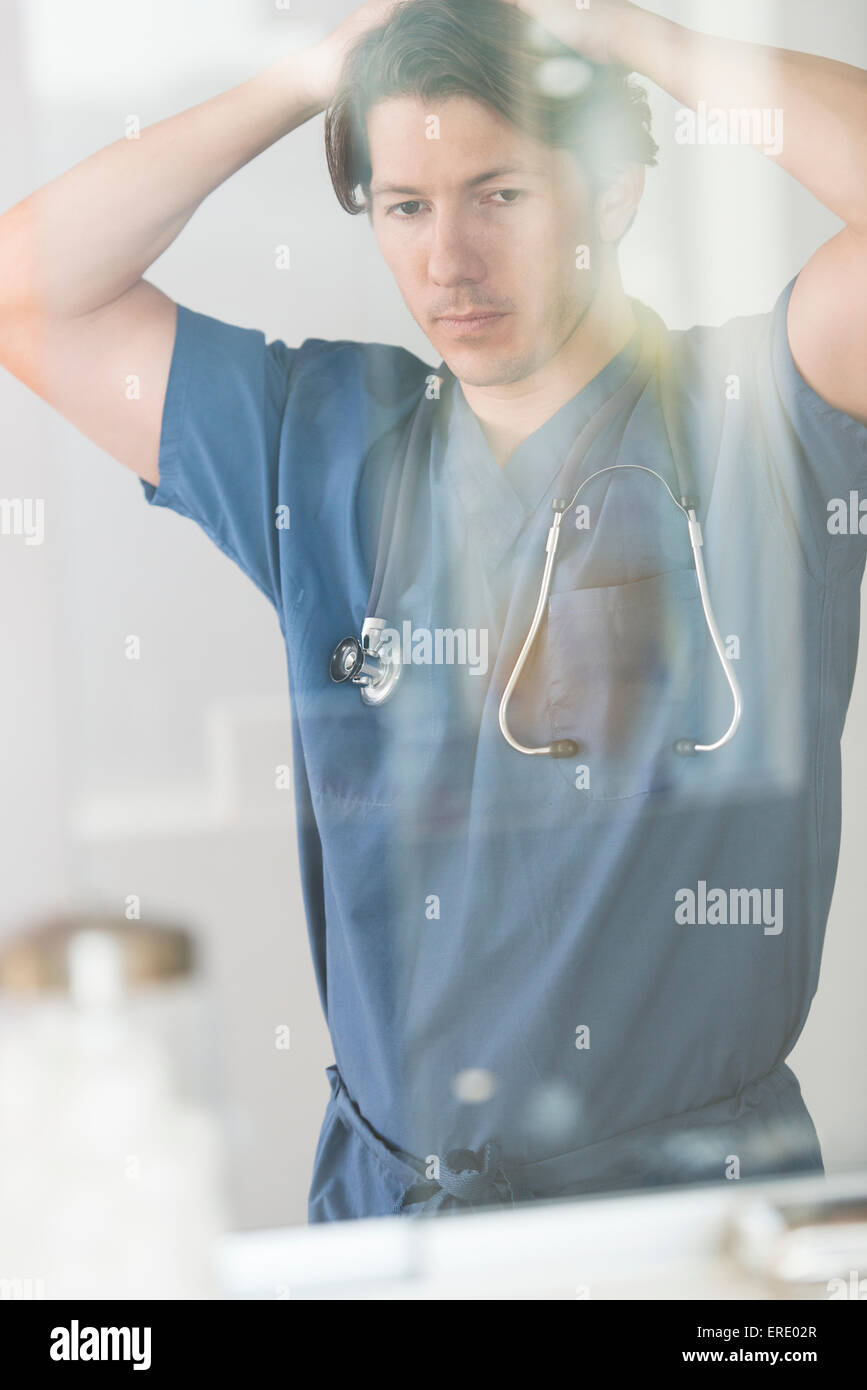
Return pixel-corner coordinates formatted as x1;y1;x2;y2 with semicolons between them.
435;311;509;336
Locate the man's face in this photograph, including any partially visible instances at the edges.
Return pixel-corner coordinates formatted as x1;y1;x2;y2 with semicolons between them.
367;94;599;387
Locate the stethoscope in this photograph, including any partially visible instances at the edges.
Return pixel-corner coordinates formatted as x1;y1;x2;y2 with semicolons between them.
330;302;742;760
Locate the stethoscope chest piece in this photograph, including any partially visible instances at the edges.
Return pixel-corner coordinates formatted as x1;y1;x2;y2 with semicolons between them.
329;617;401;707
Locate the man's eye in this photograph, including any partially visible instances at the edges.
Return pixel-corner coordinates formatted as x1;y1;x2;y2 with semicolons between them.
489;189;523;204
389;200;424;218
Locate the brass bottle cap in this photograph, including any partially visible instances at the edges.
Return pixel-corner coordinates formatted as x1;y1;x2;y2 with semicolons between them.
0;913;194;996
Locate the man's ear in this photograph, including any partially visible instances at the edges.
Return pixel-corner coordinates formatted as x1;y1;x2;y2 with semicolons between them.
594;163;645;244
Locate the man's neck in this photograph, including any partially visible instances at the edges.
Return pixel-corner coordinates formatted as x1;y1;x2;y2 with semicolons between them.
459;286;637;469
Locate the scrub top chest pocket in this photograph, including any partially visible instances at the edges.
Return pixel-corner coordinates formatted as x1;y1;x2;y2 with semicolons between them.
543;567;706;801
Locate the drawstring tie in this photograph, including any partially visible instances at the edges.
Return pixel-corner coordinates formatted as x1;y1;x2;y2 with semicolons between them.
397;1140;522;1214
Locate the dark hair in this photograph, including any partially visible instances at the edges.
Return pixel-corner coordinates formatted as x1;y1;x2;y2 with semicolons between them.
325;0;658;215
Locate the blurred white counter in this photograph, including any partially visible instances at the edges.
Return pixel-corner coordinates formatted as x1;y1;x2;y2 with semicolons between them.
217;1167;867;1300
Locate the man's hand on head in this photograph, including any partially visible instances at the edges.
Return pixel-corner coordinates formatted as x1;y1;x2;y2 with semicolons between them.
307;0;407;110
501;0;637;69
308;0;640;109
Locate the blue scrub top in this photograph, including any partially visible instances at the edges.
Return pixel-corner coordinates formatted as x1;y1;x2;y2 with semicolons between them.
142;278;867;1220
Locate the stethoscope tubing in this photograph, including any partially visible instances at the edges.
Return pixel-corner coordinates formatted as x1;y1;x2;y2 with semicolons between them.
687;513;743;752
348;298;744;761
498;504;569;757
497;473;743;758
496;311;743;759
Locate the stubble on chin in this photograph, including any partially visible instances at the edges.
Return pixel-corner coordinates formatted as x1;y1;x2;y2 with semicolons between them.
447;356;532;388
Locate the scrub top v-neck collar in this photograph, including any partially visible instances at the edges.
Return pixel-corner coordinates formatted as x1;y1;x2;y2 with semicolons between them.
440;306;646;573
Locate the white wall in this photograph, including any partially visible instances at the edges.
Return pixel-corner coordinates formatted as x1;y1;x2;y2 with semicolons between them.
2;0;865;1230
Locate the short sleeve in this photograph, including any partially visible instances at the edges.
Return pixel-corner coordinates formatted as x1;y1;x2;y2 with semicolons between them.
141;303;296;613
763;274;867;575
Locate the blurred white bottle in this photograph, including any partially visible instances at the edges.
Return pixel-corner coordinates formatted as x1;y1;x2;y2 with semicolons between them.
0;914;229;1299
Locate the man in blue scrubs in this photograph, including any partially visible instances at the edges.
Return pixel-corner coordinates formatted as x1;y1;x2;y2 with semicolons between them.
3;0;867;1220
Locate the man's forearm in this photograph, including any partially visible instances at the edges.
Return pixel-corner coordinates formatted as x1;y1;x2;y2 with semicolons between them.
0;47;328;322
614;4;867;231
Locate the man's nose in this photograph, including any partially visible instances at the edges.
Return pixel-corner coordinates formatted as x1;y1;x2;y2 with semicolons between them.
427;213;486;286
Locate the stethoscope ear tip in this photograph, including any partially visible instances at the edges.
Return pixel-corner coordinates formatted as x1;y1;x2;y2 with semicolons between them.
549;739;580;760
674;738;698;757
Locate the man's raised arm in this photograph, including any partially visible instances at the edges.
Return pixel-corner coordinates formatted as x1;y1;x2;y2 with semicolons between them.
0;1;398;485
513;0;867;426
